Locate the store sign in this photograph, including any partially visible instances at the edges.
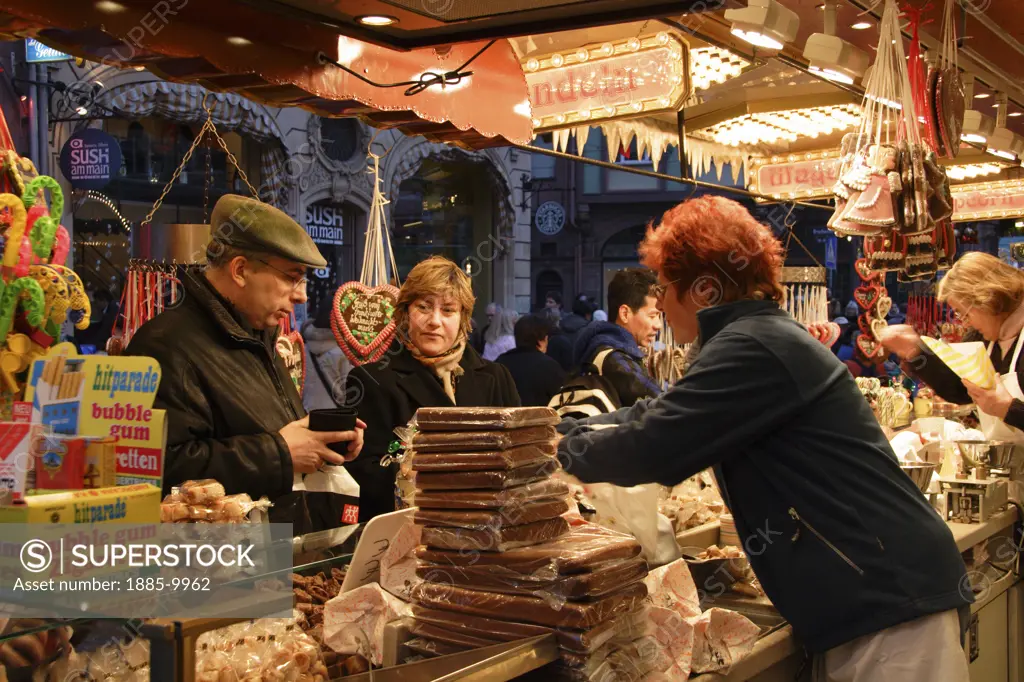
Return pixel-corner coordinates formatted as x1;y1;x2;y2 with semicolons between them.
749;154;840;201
25;38;71;63
951;180;1024;222
524;33;690;132
305;203;345;246
58;128;121;191
536;201;566;236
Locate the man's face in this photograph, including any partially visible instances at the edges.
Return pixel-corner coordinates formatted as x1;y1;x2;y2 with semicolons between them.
619;295;663;349
537;336;549;353
234;255;309;330
545;297;559;311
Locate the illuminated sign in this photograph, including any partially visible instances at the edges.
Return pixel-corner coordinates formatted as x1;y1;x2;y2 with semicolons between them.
951;179;1024;222
523;33;690;132
748;152;841;201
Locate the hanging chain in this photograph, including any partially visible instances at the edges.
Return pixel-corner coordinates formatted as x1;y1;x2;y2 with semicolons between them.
202;127;213;223
142;92;260;227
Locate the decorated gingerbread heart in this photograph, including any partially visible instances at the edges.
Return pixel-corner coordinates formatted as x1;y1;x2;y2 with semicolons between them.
858;314;873;336
870;317;888;342
854;285;880;311
825;321;841;347
276;330;306;397
876;296;892;320
857;333;883;359
331;282;400;366
854;258;880;282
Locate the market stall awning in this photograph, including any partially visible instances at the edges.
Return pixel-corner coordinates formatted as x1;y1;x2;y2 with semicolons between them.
0;0;538;148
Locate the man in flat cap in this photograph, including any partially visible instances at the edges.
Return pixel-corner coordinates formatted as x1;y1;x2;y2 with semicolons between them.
126;194;364;532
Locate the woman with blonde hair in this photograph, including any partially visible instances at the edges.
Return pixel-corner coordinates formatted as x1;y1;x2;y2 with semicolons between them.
344;256;520;521
482;306;518;361
881;252;1024;438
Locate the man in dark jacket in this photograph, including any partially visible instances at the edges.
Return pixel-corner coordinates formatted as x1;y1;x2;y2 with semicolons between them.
496;314;566;406
573;269;662;406
126;195;364;532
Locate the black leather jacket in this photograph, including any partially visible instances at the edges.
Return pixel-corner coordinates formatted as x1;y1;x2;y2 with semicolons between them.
125;271;310;530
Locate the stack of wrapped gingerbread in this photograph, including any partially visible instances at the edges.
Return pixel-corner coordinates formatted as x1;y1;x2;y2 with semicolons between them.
407;407;658;681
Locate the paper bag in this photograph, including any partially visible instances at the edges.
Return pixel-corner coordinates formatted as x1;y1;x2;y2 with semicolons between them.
921;338;997;389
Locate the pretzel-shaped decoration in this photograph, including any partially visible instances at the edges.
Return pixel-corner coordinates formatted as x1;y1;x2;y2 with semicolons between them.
2;150;36;198
50;226;70;266
0;276;45;346
22;176;64;259
0;193;27;278
29;265;71;336
50;265;91;329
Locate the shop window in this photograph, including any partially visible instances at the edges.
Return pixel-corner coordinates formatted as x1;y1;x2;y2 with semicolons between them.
607;138;658;192
531;136;555;179
392;158;498;313
319;118;360;164
582;130;603;194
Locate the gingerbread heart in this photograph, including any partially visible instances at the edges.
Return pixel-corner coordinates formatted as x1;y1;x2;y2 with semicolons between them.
876;296;892;320
857;333;881;359
858;314;873;336
331;281;400;366
870;317;888;342
276;330;306;397
854;258;879;282
822;322;841;348
854;285;880;311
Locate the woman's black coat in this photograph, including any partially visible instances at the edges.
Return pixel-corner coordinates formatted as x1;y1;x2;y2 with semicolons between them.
344;342;521;522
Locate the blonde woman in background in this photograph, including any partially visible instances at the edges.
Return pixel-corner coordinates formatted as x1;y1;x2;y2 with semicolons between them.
344;257;520;521
482;306;518;361
881;251;1024;440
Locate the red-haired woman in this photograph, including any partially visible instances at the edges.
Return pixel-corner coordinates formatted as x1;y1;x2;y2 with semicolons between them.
557;196;970;682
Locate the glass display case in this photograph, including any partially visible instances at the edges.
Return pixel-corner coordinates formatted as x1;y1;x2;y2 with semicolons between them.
0;526;364;682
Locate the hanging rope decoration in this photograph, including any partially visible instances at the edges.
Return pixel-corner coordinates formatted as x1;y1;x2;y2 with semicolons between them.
331;135;401;366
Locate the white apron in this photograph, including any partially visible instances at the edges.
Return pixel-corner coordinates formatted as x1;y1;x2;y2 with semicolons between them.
979;331;1024;442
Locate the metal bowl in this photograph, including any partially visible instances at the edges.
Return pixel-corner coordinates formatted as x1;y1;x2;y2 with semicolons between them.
955;440;1021;470
901;462;938;493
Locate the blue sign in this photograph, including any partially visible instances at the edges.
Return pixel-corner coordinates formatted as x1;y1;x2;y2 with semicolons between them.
824;235;837;270
25;38;71;63
59;128;122;191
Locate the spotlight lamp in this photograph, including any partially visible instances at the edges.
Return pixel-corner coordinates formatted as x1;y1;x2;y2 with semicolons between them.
725;0;800;51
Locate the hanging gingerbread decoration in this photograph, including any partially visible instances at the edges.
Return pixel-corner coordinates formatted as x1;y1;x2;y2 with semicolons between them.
331;141;401;366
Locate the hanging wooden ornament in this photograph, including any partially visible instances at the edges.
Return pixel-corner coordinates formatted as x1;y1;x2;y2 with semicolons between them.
331;141;401;366
934;0;965;159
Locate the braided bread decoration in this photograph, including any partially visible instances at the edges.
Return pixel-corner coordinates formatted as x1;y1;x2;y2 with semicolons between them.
2;150;36;198
29;265;70;337
22;176;64;259
0;193;27;277
0;277;45;346
50;265;91;329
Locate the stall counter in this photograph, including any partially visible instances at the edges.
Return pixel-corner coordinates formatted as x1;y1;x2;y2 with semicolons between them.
693;508;1020;682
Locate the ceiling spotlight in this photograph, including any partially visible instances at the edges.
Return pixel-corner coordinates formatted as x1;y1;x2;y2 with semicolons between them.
961;109;996;145
357;15;397;26
851;21;872;29
226;36;252;46
974;93;991;99
1010;111;1023;117
725;0;800;51
804;33;870;84
75;106;89;116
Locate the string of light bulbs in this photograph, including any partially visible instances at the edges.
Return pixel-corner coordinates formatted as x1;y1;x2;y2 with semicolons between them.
86;191;133;234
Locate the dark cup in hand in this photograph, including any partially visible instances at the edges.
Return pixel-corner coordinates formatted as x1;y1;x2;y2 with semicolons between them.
308;408;358;455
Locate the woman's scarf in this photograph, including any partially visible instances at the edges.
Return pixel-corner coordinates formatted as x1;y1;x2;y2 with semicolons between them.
407;337;466;404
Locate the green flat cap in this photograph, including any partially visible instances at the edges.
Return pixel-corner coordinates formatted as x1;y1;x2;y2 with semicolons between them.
210;194;327;268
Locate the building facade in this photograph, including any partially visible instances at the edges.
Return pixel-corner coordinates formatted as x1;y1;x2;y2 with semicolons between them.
23;54;532;330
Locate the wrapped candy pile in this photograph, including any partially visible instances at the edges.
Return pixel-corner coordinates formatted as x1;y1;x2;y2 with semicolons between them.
160;478;271;523
407;407;661;681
